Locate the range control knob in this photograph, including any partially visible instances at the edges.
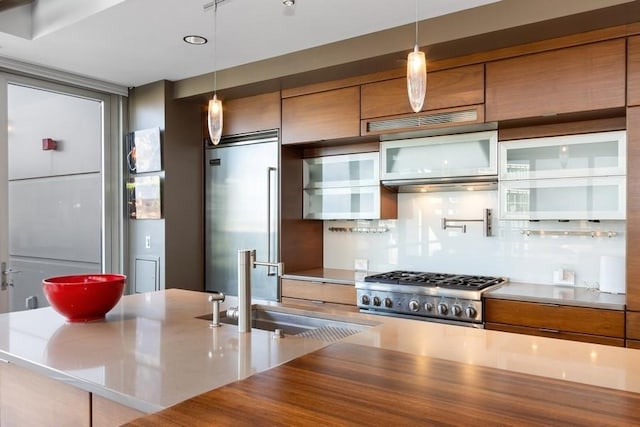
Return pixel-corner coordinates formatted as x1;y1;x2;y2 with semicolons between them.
465;306;478;319
452;304;463;317
437;303;448;315
360;295;370;305
424;302;433;312
373;296;382;307
384;297;393;308
408;300;420;312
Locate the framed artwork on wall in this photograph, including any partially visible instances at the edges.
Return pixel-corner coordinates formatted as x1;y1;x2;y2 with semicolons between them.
127;175;162;219
126;127;162;173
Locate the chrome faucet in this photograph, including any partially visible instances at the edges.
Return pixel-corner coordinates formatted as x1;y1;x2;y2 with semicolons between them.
237;249;283;333
208;292;225;327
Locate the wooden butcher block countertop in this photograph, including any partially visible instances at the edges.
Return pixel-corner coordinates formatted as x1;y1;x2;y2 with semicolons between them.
126;342;640;426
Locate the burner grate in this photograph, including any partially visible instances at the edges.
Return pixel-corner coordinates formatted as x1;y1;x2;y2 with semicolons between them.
364;271;506;291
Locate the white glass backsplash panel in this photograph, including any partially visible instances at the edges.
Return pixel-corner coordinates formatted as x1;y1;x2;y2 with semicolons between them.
323;191;625;286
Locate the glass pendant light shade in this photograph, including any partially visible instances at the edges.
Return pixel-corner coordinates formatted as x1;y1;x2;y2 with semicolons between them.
208;94;223;145
407;44;426;113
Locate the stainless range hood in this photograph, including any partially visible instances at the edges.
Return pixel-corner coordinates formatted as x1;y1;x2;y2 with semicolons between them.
380;128;499;193
382;176;498;193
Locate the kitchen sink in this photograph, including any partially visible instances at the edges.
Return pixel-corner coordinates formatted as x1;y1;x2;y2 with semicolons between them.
196;306;372;342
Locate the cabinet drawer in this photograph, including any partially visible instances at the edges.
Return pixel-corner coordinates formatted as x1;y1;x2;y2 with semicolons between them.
281;278;356;306
485;322;624;347
281;297;359;312
626;311;640;340
485;299;624;337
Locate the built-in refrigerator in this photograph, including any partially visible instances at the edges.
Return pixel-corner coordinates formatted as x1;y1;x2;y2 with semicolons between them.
204;130;279;300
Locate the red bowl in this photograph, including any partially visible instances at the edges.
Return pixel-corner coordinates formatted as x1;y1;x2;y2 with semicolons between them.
42;274;126;322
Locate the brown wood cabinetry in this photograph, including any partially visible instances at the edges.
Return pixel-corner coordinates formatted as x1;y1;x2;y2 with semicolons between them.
486;39;626;122
282;86;360;144
281;278;357;310
627;107;640;316
0;361;146;427
0;361;91;426
485;298;625;347
360;64;484;119
628;36;640;106
221;91;281;136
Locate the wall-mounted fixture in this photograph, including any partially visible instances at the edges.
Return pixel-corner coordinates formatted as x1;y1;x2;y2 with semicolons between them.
283;0;295;6
407;0;426;113
42;138;57;150
442;209;492;237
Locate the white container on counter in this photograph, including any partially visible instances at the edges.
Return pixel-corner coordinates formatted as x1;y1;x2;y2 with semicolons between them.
599;255;625;294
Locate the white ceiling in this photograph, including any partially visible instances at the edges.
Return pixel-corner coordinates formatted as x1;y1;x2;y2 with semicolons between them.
0;0;501;88
0;0;634;92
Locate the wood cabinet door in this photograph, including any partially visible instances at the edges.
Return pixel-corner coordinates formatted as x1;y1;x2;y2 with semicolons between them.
361;64;484;119
282;86;360;144
627;106;640;311
486;39;625;121
485;299;624;337
628;36;640;107
221;91;281;136
0;362;91;426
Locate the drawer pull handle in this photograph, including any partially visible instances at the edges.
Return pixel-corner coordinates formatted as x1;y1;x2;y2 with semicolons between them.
539;328;560;334
311;300;324;304
540;303;560;308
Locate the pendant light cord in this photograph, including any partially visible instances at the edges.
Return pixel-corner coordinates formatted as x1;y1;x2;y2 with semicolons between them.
414;0;418;47
213;0;218;94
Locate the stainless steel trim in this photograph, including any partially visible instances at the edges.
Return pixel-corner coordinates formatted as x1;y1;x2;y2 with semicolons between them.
368;109;478;133
267;167;277;276
207;129;279;148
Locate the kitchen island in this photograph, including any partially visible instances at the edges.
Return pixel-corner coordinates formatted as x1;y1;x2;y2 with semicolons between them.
2;289;640;425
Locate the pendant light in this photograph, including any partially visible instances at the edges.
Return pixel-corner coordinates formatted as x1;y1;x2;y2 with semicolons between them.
407;0;426;113
207;0;223;145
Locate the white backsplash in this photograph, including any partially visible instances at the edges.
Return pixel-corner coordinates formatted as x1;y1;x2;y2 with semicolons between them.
323;191;626;288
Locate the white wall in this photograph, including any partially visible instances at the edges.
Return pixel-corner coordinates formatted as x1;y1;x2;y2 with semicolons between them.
323;190;625;287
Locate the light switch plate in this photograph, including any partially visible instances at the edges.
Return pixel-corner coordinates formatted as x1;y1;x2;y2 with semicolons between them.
354;258;368;272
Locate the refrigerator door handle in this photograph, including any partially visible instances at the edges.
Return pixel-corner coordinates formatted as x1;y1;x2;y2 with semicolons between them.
267;167;277;276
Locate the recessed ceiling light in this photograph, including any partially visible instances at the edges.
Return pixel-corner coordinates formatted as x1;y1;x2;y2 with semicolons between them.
283;0;295;6
183;35;208;45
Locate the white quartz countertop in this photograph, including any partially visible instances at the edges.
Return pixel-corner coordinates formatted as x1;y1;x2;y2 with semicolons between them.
1;288;639;416
485;282;626;310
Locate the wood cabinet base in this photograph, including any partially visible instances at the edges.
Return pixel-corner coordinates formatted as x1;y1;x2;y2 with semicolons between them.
485;322;624;347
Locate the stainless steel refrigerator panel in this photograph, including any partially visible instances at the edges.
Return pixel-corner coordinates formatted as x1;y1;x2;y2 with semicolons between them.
205;138;278;300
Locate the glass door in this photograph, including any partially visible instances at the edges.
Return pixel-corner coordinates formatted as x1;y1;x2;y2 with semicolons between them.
0;74;121;312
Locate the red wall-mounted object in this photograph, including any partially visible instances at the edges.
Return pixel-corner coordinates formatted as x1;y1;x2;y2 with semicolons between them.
42;138;57;150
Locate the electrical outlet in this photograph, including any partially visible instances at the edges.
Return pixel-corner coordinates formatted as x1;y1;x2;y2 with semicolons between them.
145;235;151;249
354;258;368;271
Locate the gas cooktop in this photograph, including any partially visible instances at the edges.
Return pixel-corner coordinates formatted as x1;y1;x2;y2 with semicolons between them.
363;270;505;291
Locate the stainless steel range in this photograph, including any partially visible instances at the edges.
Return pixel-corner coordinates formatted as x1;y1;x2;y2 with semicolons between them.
356;271;507;327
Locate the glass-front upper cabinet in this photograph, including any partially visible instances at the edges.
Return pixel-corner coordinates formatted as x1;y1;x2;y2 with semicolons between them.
500;130;626;180
303;152;379;188
303;186;381;220
501;176;626;220
380;130;498;182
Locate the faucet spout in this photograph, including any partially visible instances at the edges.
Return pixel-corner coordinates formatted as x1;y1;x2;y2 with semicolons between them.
237;249;284;333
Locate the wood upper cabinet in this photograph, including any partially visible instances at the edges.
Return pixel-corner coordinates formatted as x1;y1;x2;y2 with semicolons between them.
282;86;360;145
628;36;640;107
627;106;640;312
485;298;625;346
361;64;484;119
222;91;281;136
486;39;626;122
